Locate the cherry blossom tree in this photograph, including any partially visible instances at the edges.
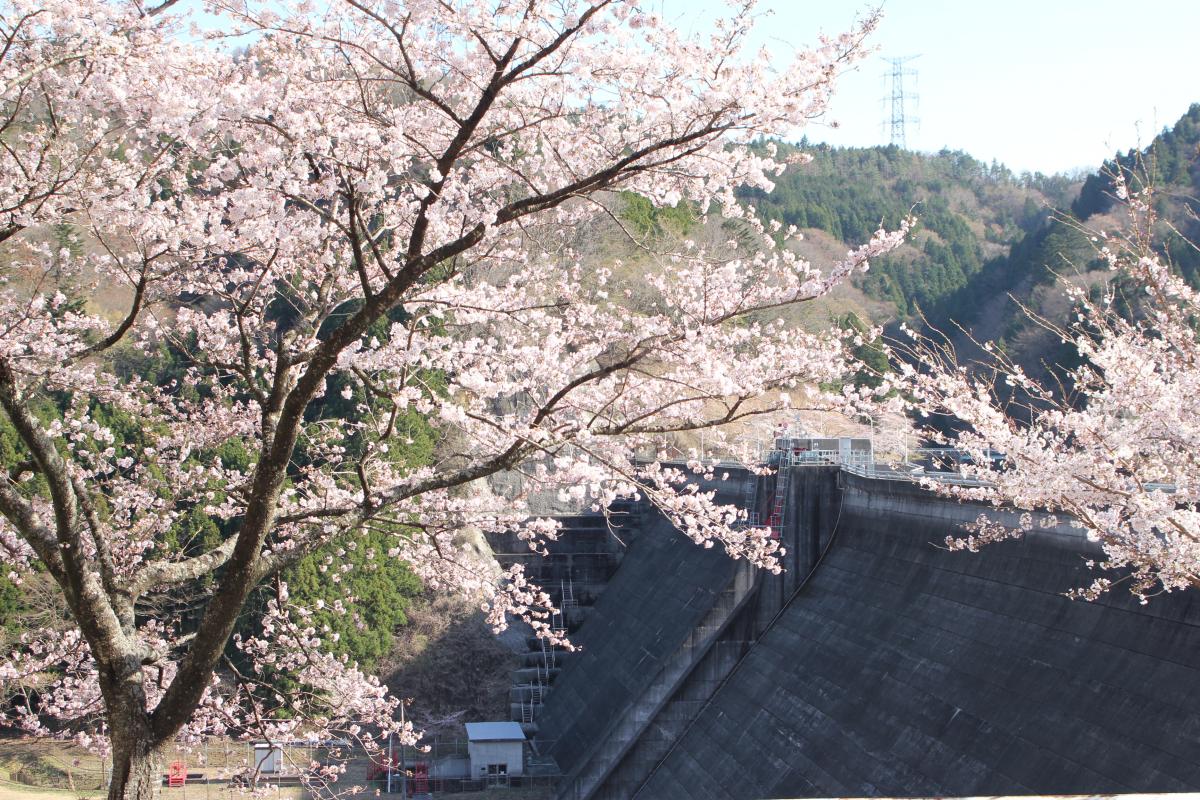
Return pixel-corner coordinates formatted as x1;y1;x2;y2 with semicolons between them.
899;175;1200;602
0;1;903;797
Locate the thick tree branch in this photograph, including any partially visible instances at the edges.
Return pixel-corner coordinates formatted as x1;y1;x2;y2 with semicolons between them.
125;536;240;599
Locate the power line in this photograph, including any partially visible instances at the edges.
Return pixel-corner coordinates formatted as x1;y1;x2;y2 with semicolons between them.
882;55;920;149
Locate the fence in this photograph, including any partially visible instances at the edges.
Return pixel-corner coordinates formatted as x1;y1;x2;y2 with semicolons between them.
371;737;561;797
373;773;559;797
0;738;324;797
841;461;994;487
0;736;560;799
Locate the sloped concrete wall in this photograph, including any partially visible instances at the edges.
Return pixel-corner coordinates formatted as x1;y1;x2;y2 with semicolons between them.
534;468;753;781
634;470;1200;798
589;467;844;799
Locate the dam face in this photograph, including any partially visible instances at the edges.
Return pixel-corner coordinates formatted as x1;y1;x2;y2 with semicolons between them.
532;467;1200;799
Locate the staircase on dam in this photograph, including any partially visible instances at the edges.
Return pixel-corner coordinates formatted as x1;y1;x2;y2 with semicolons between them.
502;453;1200;800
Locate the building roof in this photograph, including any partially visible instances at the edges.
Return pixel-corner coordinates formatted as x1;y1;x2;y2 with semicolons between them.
465;721;525;742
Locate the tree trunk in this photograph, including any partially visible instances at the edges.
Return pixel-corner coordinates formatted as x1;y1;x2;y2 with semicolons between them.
108;733;165;800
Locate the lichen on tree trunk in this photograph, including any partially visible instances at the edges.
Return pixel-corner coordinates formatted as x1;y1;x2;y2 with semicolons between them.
108;733;165;800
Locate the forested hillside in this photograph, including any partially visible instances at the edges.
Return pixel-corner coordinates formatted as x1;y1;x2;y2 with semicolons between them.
1074;103;1200;282
741;106;1200;373
946;103;1200;369
1074;104;1200;223
741;142;1078;328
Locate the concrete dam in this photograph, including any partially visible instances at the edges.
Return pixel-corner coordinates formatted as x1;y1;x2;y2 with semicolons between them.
503;464;1200;799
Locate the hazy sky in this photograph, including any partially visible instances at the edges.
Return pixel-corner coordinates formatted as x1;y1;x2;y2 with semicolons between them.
657;0;1199;176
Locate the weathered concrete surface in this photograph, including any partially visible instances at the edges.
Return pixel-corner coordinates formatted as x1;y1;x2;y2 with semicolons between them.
634;470;1200;798
558;556;758;800
585;468;843;799
534;469;753;785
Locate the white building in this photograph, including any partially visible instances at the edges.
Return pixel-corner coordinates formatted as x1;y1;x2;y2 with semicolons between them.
252;743;283;774
465;721;525;780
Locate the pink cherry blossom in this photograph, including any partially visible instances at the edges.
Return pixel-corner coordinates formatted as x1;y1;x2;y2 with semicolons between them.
0;2;899;798
899;177;1200;602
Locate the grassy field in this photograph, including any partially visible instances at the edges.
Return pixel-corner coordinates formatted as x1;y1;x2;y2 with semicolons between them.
0;780;547;800
0;777;550;800
0;740;550;800
0;740;106;795
0;780;304;800
0;739;310;800
0;781;101;800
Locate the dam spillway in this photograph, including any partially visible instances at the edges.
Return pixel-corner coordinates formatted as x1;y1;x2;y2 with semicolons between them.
526;466;1200;799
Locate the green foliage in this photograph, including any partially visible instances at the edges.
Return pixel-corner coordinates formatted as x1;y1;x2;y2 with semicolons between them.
0;573;28;636
740;141;1063;325
112;339;204;404
618;191;696;238
50;222;83;260
1;315;436;672
956;102;1200;366
1073;104;1200;221
263;308;438;670
0;409;26;475
281;528;423;669
277;331;436;669
1014;219;1096;284
839;312;889;390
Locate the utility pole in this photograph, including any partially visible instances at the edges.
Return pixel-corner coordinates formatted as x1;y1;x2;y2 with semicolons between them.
882;55;920;149
400;701;408;800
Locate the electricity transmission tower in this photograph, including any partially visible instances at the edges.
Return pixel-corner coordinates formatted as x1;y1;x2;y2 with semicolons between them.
882;55;920;149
